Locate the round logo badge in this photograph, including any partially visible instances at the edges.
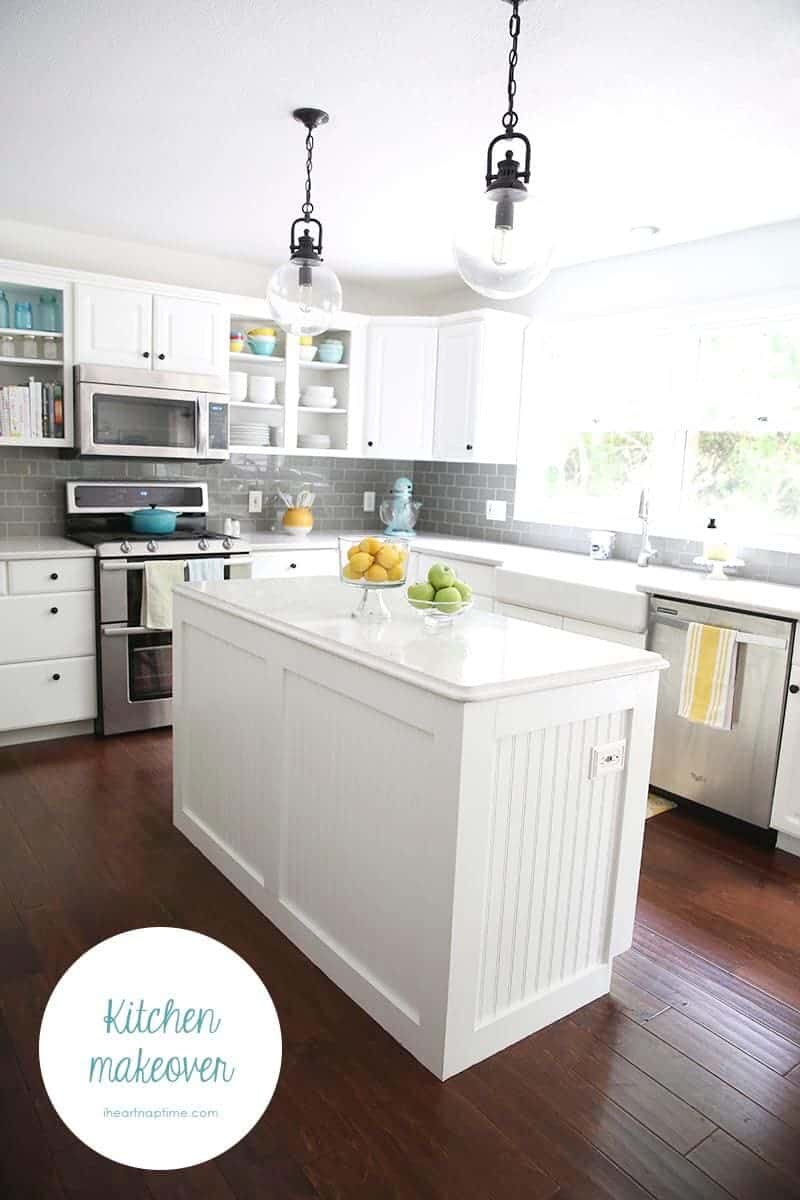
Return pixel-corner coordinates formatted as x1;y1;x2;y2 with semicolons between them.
39;927;281;1170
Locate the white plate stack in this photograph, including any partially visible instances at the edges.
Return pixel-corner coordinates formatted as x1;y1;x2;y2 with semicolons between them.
297;433;332;450
299;385;337;409
230;419;271;447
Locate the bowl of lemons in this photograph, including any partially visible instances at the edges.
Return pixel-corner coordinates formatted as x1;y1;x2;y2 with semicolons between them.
407;563;473;626
338;535;410;620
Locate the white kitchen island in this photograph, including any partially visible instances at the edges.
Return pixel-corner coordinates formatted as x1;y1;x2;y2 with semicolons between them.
172;577;666;1079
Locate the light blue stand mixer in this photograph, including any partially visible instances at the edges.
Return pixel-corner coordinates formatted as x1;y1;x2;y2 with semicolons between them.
380;477;421;537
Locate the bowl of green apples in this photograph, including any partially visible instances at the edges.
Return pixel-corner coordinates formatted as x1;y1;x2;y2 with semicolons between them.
407;562;473;626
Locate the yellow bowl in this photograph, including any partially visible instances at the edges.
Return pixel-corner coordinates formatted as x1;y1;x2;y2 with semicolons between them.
248;326;276;337
282;507;314;531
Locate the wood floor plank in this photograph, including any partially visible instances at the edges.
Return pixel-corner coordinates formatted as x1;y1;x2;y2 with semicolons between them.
533;1017;717;1152
573;999;800;1179
645;1006;800;1130
687;1128;800;1200
616;945;800;1073
633;925;800;1043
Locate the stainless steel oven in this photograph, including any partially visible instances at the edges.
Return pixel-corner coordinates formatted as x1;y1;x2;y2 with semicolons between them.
75;364;230;459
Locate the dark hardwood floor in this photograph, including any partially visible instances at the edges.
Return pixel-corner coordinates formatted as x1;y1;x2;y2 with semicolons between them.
1;730;800;1199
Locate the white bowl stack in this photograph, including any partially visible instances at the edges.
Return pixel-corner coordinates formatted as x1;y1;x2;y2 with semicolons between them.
297;433;332;450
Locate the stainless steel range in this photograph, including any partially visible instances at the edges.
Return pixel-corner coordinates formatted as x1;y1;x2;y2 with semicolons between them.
66;481;252;735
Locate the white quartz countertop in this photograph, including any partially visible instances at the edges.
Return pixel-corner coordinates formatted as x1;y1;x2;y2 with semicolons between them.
175;576;666;703
0;536;95;561
634;566;800;620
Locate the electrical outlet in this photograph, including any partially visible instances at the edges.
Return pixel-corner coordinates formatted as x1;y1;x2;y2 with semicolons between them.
589;740;627;780
248;490;263;514
363;491;375;513
486;500;507;522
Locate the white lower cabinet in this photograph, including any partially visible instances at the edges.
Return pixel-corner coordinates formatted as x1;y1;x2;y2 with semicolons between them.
0;556;97;737
249;549;339;579
495;601;563;629
0;656;97;731
563;617;647;649
772;666;800;838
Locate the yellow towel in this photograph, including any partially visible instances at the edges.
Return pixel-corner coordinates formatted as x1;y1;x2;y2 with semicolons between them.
143;561;186;630
678;622;738;730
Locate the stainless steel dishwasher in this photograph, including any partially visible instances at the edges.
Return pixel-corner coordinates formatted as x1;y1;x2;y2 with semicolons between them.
648;595;794;828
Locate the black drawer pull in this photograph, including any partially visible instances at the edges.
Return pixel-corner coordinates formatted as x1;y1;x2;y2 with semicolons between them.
158;353;166;360
142;350;150;358
50;572;58;580
790;684;800;695
466;443;473;451
52;673;61;681
367;440;374;447
289;562;297;569
50;606;58;615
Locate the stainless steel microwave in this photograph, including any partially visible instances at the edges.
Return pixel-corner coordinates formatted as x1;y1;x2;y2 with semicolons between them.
75;364;230;459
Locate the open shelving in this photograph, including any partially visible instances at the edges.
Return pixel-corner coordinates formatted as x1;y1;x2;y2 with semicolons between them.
226;306;366;456
0;275;71;448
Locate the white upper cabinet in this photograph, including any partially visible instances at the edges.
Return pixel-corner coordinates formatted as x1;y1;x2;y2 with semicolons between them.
76;284;227;375
434;312;527;463
364;321;438;458
153;294;227;375
75;284;153;369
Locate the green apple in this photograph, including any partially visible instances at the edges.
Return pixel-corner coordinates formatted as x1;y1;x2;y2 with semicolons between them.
434;586;462;613
408;581;435;609
427;563;456;591
452;579;472;602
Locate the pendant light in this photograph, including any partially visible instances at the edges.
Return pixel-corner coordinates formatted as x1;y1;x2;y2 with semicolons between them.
267;108;343;336
453;0;552;299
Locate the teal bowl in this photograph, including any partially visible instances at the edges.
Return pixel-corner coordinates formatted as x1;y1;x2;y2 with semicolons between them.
247;336;277;357
318;341;344;364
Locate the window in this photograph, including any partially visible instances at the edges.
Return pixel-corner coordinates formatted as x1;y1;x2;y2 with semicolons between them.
515;312;800;542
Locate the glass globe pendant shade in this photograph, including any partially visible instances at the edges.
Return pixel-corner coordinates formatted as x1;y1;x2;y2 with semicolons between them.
453;186;553;300
267;256;343;337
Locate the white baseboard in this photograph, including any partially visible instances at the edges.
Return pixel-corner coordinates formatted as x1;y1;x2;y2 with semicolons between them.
776;832;800;859
0;720;95;748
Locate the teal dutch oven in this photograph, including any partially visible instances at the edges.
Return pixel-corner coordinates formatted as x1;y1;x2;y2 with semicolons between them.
129;506;180;535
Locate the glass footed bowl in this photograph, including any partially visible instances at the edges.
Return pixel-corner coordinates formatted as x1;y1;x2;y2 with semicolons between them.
338;535;411;620
407;597;473;627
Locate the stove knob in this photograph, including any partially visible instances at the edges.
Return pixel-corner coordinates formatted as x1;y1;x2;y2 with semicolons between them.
147;540;158;553
120;540;131;554
198;537;208;551
222;538;232;550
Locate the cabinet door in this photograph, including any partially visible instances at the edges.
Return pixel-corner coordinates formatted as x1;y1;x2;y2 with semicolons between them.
772;667;800;837
249;550;338;579
433;320;483;460
563;617;647;649
75;284;153;368
364;322;437;458
152;294;227;375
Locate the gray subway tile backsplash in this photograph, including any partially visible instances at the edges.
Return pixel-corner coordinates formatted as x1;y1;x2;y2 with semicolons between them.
2;448;799;587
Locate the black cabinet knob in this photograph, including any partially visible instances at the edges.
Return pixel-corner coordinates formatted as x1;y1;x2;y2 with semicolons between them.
142;351;150;358
466;443;473;451
158;353;166;361
52;673;61;681
367;440;374;447
50;572;58;580
790;684;799;695
50;606;58;614
289;562;297;569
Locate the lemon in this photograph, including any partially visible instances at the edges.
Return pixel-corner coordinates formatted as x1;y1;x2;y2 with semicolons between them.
388;563;405;581
365;563;389;583
342;563;363;580
348;551;373;574
397;547;408;562
347;544;362;561
376;545;400;569
359;537;383;557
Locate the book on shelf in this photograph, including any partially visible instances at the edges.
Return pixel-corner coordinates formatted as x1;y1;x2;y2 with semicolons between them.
0;378;63;439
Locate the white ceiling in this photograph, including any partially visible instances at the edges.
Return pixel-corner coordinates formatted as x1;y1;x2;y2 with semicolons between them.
2;0;798;283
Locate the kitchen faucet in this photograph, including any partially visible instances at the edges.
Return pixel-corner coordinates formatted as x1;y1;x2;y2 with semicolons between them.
637;488;657;567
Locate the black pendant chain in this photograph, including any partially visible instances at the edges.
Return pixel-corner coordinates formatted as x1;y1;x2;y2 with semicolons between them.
301;130;314;221
502;0;521;132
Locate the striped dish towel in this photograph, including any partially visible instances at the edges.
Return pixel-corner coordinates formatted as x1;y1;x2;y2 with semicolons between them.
678;622;739;731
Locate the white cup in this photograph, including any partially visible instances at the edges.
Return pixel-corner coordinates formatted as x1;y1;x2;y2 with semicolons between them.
229;371;247;402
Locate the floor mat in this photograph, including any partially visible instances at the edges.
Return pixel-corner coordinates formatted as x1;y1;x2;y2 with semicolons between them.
647;793;677;819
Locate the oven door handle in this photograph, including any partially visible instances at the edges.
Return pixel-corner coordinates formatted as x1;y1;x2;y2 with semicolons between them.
100;557;254;572
101;624;171;637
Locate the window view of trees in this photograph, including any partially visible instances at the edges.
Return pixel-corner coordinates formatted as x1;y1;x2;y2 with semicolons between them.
515;313;800;539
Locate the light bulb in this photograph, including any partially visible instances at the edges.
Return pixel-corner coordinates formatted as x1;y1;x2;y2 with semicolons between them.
267;258;343;337
454;189;553;300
